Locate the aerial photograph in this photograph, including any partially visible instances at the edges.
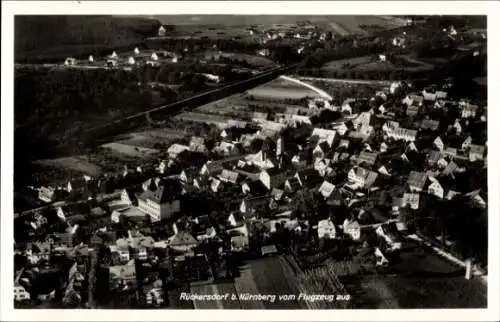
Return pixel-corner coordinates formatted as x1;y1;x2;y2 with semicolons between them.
12;14;487;310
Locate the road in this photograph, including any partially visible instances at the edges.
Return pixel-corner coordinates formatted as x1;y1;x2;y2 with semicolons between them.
295;75;392;85
15;191;121;220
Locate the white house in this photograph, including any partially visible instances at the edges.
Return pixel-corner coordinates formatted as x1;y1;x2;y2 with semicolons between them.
318;181;335;199
402;193;420;209
137;184;180;223
311;128;336;146
317;219;336;239
127;56;136;65
64;57;77;66
158;25;166;37
348;167;379;190
134;47;140;55
342;219;361;241
14;285;31;302
428;178;444;199
433;136;445;151
167;144;190;159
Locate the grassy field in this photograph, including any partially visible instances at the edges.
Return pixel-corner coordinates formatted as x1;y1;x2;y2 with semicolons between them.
321;55;435;73
143;15;405;33
33;156;102;177
246;78;322;100
101;142;159;157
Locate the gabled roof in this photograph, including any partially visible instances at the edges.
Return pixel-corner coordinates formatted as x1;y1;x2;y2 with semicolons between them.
139;179;181;203
219;169;240;183
420;119;440;131
358;151;378;165
169;231;198;246
407;171;428;189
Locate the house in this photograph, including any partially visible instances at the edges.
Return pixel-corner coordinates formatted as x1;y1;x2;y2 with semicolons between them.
433;136;445;151
137;180;181;222
180;168;198;185
261;245;278;256
317;219;336;239
241;180;268;196
311;128;336;146
168;230;199;253
158;25;166;36
121;188;137;206
443;147;457;159
386;127;417;142
422;89;437;101
407;171;428;192
109;260;137;290
347;167;379;189
357;151;378;167
313;141;332;160
284;177;302;193
460;102;478;119
378;165;391;176
461;136;473;150
318;181;335;199
427;178;444;199
38;186;57;203
218;169;240;184
426;151;443;166
14;285;31;302
146;287;165;307
374;247;389;266
464;189;487;209
402;94;424;107
227;213;245;228
67;178;87;194
342;219;361;241
295;168;323;188
401;192;420;210
420;119;440;131
333;122;349;136
352;112;372;129
64;57;78;66
189;136;207;153
441;161;459;178
260;168;288;190
210;178;223;193
406;105;420;117
469;144;485;162
200;161;224;177
240;196;268;215
231;235;249;252
167;144;190;159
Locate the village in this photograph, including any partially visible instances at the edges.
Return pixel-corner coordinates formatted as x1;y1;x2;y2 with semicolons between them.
14;69;488;308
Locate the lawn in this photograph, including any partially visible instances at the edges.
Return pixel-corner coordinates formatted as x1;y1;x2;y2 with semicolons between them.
321;55;435;73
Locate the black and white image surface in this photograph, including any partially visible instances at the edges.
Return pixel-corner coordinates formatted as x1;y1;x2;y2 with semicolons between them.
11;12;489;311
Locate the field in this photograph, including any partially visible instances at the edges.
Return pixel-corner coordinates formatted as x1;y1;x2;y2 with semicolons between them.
343;240;487;309
321;55;435;74
33;156;102;177
101;142;159;157
246;78;323;100
144;15;406;35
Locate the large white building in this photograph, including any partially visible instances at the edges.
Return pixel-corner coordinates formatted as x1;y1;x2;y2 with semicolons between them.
137;181;181;222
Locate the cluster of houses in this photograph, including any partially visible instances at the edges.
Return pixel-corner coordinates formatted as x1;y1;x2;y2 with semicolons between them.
63;47;179;69
16;72;487;308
